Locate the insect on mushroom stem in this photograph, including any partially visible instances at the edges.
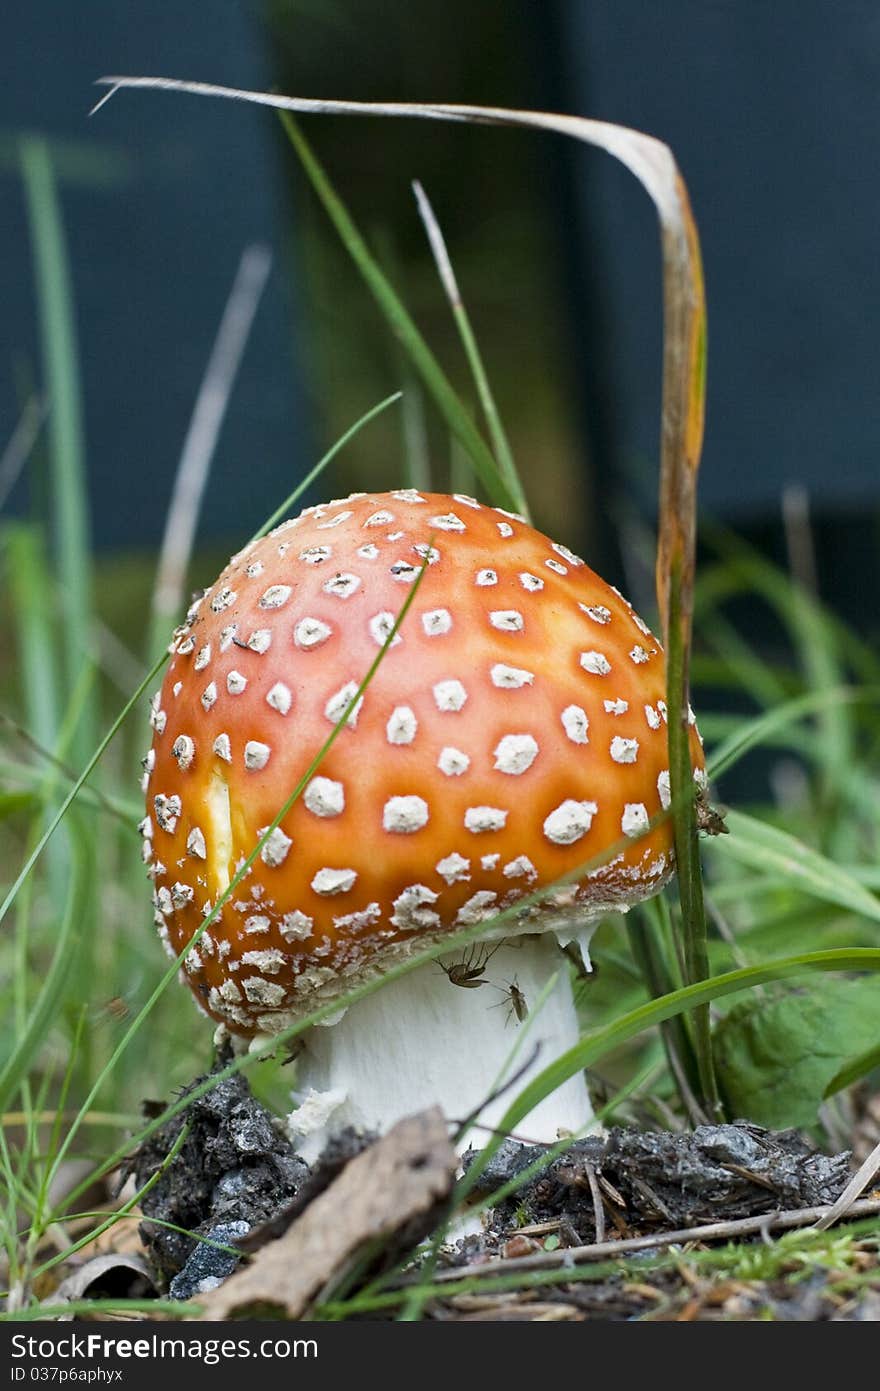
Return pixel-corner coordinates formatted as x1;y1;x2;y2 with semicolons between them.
491;976;528;1026
438;939;504;988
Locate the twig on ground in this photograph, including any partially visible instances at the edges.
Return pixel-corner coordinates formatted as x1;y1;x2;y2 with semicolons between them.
417;1197;880;1284
583;1160;606;1246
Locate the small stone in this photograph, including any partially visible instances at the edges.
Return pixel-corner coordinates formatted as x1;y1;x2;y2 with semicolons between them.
168;1221;250;1301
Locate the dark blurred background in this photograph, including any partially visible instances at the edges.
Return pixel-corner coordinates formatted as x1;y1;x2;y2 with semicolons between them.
2;0;877;628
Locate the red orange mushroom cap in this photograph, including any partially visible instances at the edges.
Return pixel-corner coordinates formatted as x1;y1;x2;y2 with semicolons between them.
141;490;705;1037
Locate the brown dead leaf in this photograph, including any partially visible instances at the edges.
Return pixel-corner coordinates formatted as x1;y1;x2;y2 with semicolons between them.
198;1107;455;1319
75;1214;146;1261
52;1252;156;1305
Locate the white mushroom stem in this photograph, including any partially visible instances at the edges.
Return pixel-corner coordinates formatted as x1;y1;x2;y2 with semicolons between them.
287;935;594;1165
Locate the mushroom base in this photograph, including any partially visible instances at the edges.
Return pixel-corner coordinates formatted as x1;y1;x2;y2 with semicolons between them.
287;935;594;1165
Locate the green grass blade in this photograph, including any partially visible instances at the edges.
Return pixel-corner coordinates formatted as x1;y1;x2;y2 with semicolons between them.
732;526;856;846
396;1055;663;1320
627;905;703;1121
711;810;880;925
701;527;880;685
5;526;61;762
5;524;67;902
412;180;529;518
29;1120;190;1283
824;1042;880;1099
0;839;85;1116
246;391;402;546
411;1061;675;1320
319;1212;880;1316
0;788;37;817
666;559;720;1117
706;685;877;782
278;114;517;509
0;650;169;932
477;1058;663;1216
0;394;47;510
699;603;790;709
19;136;94;765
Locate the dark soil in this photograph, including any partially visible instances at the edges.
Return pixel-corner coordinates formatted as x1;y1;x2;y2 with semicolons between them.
132;1055;309;1296
457;1123;850;1253
127;1063;876;1319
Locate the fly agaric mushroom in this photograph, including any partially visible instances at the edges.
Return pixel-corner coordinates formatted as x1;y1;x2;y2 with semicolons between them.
142;490;705;1159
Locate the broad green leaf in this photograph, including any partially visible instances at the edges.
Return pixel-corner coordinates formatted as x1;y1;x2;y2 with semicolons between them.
714;976;880;1128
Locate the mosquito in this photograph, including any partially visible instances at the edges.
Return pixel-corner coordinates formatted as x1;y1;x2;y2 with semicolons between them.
491;976;529;1025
